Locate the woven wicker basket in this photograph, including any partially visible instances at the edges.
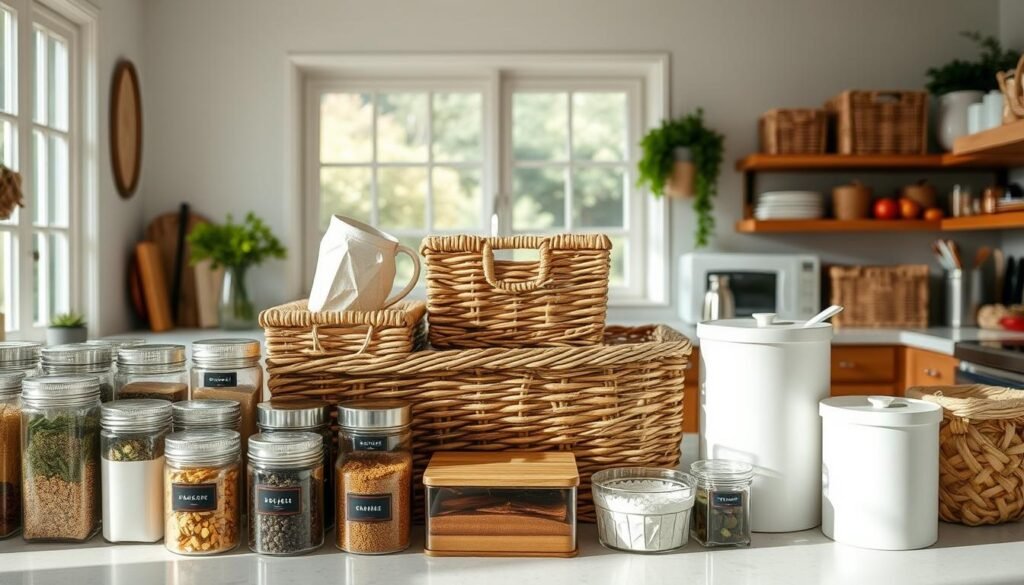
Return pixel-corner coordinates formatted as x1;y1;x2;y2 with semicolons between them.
829;265;929;328
264;322;691;522
760;108;828;154
420;234;612;349
828;90;928;155
907;384;1024;525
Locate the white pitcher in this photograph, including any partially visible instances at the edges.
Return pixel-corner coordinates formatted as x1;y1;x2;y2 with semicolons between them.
308;215;420;312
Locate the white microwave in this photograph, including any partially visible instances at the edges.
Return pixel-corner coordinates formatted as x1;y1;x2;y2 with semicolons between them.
679;252;821;324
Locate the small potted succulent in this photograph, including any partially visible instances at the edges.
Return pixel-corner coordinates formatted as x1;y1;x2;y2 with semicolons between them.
47;312;88;345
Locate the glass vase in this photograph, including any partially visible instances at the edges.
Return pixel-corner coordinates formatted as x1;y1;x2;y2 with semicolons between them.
219;265;256;330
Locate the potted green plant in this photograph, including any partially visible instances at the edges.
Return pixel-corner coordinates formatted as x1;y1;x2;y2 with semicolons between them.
926;31;1020;150
47;312;87;345
638;109;724;248
188;212;286;330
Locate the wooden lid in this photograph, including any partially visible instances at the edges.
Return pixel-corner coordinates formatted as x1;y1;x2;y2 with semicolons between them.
423;451;580;488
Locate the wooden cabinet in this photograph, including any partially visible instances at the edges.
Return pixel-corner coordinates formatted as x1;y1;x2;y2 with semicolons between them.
903;347;959;390
831;345;900;396
683;348;699;434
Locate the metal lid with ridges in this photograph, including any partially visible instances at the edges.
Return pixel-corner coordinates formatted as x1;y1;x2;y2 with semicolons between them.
191;338;261;364
172;399;242;430
0;341;42;364
248;432;323;467
101;399;173;432
257;400;329;430
22;374;101;405
87;338;145;352
41;343;113;366
0;371;25;395
165;429;240;464
117;344;186;366
337;400;411;431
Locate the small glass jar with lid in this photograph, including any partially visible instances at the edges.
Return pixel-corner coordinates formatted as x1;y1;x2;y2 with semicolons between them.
690;459;754;548
0;341;42;376
335;400;412;554
116;344;189;402
20;374;102;542
0;371;25;538
101;399;173;543
172;400;242;433
42;343;115;402
164;429;242;555
87;338;144;375
248;432;325;555
191;338;263;452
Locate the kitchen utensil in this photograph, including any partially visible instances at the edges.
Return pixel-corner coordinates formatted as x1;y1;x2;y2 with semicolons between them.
144;209;209;328
592;467;696;553
820;395;941;550
135;242;173;332
803;305;843;327
702;275;735;321
901;180;937;210
697;313;832;532
975;246;992;269
931;242;951;270
831;181;872;220
936;240;958;269
994;248;1006;304
946;240;963;269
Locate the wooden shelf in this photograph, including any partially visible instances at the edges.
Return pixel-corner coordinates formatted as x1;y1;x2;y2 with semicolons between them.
942;212;1024;232
953;119;1024;157
736;152;1024;171
735;219;941;233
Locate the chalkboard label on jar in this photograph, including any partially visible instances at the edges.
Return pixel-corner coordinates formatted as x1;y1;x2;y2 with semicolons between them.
203;372;238;387
346;493;392;522
172;483;218;512
354;436;387;451
256;485;302;515
712;491;743;508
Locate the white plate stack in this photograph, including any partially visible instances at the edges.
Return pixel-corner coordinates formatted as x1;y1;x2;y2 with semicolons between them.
755;191;824;220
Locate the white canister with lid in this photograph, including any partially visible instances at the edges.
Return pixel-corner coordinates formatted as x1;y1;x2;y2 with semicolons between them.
819;395;941;550
697;312;832;532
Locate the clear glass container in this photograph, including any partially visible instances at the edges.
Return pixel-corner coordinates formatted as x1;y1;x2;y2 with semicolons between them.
87;339;145;376
0;371;25;538
0;341;42;376
690;459;753;548
101;399;172;543
164;429;242;555
592;467;695;553
335;400;412;554
172;400;242;432
248;432;325;555
20;374;102;542
190;338;263;461
42;343;115;403
116;344;189;402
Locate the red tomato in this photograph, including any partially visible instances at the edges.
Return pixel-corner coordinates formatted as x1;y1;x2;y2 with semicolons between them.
873;198;898;220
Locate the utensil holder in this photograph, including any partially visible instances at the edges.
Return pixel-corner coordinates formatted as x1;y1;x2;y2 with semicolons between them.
946;269;980;328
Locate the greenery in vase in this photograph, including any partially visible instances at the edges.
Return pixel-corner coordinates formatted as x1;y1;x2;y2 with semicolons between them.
49;312;86;328
925;31;1020;95
638;109;724;248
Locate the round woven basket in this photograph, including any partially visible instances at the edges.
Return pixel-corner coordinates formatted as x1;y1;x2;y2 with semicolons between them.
907;384;1024;525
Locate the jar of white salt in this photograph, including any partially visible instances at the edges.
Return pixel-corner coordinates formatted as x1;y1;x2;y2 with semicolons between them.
591;467;696;553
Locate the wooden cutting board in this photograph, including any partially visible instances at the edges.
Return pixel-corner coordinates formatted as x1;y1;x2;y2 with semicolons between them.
144;209;209;327
135;242;173;332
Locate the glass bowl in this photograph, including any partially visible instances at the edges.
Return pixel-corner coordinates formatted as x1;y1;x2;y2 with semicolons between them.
591;467;696;553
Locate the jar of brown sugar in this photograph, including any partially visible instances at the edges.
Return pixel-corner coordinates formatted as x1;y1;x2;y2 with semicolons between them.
190;339;263;459
116;345;189;402
335;400;412;554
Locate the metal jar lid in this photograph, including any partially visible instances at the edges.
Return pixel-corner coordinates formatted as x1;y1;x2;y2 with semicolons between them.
165;429;241;466
248;432;323;468
42;343;113;368
192;338;261;367
172;399;242;431
0;341;42;367
0;371;25;397
22;374;101;407
87;338;145;352
257;400;329;430
117;344;186;366
101;399;173;432
337;400;411;432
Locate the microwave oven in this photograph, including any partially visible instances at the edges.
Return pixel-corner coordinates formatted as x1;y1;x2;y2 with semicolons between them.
679;252;821;324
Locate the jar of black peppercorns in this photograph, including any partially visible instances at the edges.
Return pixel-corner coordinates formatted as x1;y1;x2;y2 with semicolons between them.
247;432;324;555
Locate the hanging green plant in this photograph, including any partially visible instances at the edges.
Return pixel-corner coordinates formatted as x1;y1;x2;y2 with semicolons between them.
638;109;724;248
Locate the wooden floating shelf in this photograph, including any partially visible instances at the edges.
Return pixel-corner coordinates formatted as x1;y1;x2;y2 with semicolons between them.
735;219;941;233
736;152;1024;172
942;211;1024;232
953;119;1024;157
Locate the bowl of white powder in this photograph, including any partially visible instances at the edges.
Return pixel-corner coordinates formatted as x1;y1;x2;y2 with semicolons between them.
591;467;696;553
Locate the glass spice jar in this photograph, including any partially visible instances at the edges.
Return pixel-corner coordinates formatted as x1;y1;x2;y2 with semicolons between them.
164;429;242;555
190;338;263;453
690;459;754;548
42;343;116;403
20;374;102;542
87;339;145;376
116;344;189;402
0;371;25;538
0;341;42;376
172;400;242;433
335;400;412;554
248;432;324;555
101;399;173;543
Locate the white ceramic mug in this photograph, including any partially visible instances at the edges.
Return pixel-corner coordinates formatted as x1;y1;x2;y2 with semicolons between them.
307;215;421;312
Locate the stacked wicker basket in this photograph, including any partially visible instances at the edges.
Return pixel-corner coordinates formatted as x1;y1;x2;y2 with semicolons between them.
259;234;692;521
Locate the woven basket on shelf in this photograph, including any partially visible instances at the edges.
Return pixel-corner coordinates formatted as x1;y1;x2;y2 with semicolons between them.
263;322;691;522
829;265;929;328
420;234;612;349
907;385;1024;525
760;108;828;154
828;90;928;155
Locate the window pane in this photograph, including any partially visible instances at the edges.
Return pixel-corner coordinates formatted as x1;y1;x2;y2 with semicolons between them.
320;167;371;229
48;134;68;227
513;166;565;230
31;130;45;225
572;92;626;162
47;231;68;319
32;29;45;125
572;166;625;229
432;167;481;230
32;232;42;325
377;93;427;163
0;8;14;115
48;35;68;132
609;235;626;287
378;167;426;230
0;120;15;226
0;231;13;331
432;93;482;163
320;93;372;163
513;93;567;161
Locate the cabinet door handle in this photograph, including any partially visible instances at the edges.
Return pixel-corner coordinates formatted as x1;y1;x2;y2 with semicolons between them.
923;368;940;378
838;361;856;369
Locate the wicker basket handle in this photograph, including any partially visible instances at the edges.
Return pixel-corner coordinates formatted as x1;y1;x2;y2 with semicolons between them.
481;238;552;293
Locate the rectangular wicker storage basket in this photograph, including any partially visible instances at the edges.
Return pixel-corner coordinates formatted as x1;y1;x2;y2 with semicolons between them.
906;385;1024;526
420;234;612;349
262;319;691;522
829;265;929;328
760;108;828;154
828;90;928;155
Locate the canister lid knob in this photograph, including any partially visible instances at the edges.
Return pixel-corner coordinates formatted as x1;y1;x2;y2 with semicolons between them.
752;313;777;327
867;396;896;409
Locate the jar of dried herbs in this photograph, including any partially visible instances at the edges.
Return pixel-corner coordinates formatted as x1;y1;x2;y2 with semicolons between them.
42;343;115;403
191;338;263;459
335;400;412;554
0;341;41;376
20;374;102;542
0;371;25;538
172;400;242;432
101;399;172;543
116;344;189;402
164;429;241;555
690;459;754;548
257;400;333;527
248;432;324;555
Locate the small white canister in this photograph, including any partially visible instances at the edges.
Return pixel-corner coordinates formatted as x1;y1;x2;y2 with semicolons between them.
819;395;942;550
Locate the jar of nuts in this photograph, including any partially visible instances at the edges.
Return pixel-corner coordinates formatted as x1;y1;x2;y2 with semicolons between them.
164;429;242;555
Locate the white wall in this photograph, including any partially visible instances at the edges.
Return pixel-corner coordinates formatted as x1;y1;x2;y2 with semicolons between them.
138;0;1001;320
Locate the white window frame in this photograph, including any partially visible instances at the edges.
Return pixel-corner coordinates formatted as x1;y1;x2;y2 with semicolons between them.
289;53;669;308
